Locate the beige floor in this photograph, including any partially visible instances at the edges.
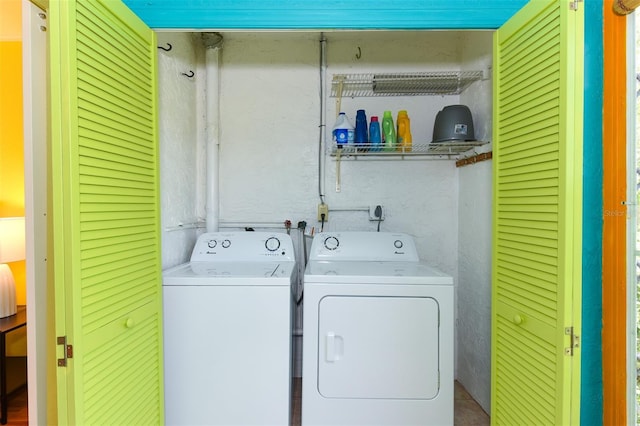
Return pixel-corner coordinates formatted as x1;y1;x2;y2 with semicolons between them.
453;381;491;426
292;378;490;426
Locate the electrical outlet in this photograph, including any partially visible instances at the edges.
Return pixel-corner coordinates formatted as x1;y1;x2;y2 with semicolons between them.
318;203;329;222
369;205;385;221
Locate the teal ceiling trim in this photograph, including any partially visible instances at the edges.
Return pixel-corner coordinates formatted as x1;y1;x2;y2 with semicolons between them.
122;0;528;30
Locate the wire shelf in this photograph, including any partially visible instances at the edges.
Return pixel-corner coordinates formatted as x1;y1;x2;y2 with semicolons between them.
331;71;485;97
329;141;488;158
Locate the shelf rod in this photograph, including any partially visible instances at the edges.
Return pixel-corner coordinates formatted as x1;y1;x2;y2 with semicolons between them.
455;151;492;168
335;148;342;192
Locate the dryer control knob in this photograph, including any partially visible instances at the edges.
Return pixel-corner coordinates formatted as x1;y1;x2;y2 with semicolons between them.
221;239;231;248
265;237;281;252
207;239;217;248
394;240;403;249
324;236;339;250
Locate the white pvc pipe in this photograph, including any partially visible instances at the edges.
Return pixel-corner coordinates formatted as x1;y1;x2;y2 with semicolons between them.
205;46;221;232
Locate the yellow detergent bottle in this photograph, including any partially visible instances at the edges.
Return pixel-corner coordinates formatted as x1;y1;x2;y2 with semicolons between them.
396;110;412;152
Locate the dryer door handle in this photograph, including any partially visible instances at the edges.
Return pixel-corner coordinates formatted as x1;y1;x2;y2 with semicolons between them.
325;332;343;362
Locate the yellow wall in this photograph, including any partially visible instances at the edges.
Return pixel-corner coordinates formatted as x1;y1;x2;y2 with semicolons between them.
0;0;26;358
0;0;22;39
0;0;26;307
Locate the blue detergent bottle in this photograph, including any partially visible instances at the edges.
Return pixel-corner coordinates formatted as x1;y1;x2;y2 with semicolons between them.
354;109;368;147
369;116;381;151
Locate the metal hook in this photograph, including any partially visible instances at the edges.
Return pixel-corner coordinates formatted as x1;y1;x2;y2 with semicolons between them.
181;70;195;78
158;43;172;52
355;46;362;60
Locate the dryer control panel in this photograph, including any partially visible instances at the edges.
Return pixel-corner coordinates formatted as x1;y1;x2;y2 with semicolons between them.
310;232;419;262
190;232;295;262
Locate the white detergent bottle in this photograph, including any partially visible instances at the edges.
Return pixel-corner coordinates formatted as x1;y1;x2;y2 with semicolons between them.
333;112;354;147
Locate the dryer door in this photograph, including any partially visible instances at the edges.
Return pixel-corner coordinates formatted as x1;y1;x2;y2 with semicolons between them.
317;296;439;399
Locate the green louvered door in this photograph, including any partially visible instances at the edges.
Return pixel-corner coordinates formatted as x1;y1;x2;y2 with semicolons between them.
492;0;583;425
50;0;163;423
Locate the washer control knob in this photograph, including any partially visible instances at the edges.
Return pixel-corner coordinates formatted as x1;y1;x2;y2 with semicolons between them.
221;239;231;248
207;239;217;248
394;240;403;249
324;236;339;250
265;237;281;252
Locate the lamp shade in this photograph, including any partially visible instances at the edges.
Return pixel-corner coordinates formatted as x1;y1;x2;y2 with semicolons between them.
0;217;23;318
0;217;25;263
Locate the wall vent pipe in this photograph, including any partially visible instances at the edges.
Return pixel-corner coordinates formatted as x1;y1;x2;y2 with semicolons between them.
318;33;327;204
202;33;223;232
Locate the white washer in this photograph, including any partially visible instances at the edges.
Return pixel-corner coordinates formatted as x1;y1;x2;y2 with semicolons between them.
302;232;454;426
163;232;296;426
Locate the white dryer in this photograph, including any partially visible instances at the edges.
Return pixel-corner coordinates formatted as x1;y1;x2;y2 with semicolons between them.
163;232;296;426
302;232;453;426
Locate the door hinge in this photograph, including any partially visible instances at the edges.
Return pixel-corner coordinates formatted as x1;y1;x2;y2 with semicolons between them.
564;327;580;356
570;0;583;11
57;336;73;367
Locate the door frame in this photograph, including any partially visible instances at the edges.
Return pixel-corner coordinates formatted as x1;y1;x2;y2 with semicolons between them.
22;1;49;424
626;10;637;425
24;0;599;422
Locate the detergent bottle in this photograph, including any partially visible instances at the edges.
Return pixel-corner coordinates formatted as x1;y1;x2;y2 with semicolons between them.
369;116;381;151
381;111;396;152
332;112;354;147
396;110;412;152
354;109;368;146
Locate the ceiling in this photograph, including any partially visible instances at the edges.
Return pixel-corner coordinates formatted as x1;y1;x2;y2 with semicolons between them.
122;0;529;30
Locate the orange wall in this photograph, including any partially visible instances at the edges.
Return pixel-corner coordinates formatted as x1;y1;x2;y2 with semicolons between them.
0;0;26;305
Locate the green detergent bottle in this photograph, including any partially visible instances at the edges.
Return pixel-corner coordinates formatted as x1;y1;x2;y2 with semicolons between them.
381;111;396;152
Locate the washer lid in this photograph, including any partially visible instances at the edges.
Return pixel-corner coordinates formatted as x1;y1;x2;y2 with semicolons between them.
163;261;295;285
304;261;452;285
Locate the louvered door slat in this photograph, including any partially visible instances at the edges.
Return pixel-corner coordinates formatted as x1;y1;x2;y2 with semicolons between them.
79;156;155;179
77;129;154;158
492;0;582;424
502;96;560;126
51;0;162;423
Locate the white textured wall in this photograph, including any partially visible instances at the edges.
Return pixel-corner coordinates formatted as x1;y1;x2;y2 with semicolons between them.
157;32;205;269
457;31;493;413
218;33;320;224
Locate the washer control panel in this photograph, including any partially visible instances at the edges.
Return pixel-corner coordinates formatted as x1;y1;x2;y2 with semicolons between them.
323;236;340;251
310;232;419;262
190;232;294;262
